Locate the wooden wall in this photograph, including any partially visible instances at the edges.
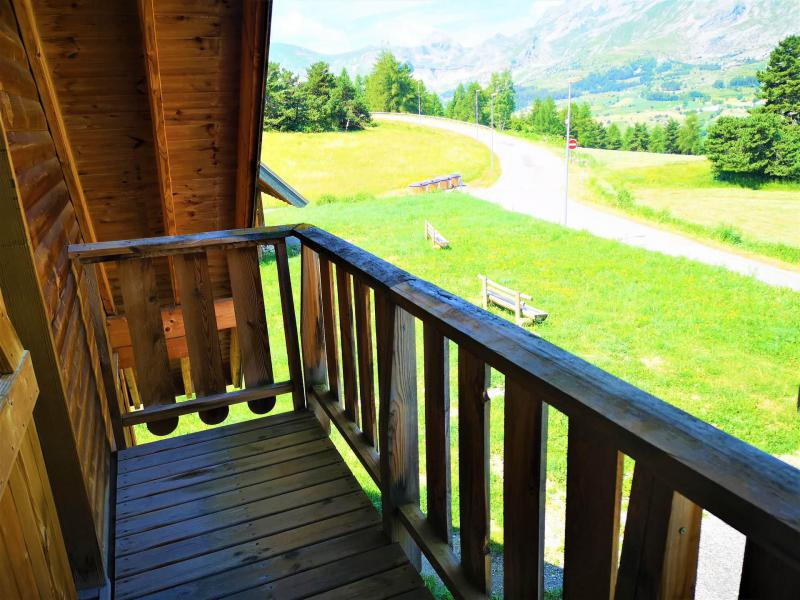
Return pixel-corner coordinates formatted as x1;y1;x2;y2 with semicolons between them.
35;0;172;307
0;0;109;585
0;424;77;600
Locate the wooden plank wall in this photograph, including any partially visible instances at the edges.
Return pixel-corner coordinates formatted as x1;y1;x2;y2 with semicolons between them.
0;424;77;600
154;0;243;299
0;0;110;585
34;0;172;307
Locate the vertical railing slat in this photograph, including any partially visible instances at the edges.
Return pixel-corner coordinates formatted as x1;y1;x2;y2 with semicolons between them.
118;257;177;435
354;278;376;446
275;241;305;412
174;252;228;425
423;322;451;546
300;245;329;430
504;376;548;600
375;290;421;569
563;419;623;600
226;246;275;414
318;256;340;404
660;493;702;599
615;463;675;599
740;539;800;600
457;346;491;593
336;268;359;424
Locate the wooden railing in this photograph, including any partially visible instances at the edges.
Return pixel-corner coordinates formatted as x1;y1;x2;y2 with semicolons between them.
69;224;800;599
291;224;800;600
69;227;304;444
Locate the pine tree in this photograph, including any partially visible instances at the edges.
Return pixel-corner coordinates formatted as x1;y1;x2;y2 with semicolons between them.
364;51;415;112
605;123;623;150
649;125;666;153
664;118;681;154
628;123;650;152
758;35;800;124
487;70;516;130
678;113;703;155
303;61;337;131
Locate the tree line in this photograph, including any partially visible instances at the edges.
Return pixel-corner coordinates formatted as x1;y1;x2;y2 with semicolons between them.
705;36;800;180
510;99;703;155
264;61;371;132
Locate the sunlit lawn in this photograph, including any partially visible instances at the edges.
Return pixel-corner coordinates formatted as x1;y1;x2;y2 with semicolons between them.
574;148;800;262
261;121;500;202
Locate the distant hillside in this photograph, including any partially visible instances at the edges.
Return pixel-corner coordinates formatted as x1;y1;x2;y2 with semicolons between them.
271;0;798;125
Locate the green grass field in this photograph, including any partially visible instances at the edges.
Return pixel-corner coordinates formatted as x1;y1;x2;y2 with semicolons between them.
572;147;800;265
261;121;500;202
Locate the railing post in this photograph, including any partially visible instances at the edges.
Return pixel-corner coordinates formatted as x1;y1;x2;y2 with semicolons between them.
504;376;548;600
563;419;623;600
375;289;421;570
300;245;330;432
458;346;491;594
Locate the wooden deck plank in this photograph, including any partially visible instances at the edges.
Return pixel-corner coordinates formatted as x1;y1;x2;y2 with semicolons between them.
116;462;351;537
228;544;415;599
117;439;335;503
117;426;326;487
116;448;342;518
117;476;360;556
118;413;318;474
113;411;426;599
306;564;431;599
133;526;388;600
117;409;309;462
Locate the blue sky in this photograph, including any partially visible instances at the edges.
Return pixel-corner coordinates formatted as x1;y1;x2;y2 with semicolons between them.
271;0;559;54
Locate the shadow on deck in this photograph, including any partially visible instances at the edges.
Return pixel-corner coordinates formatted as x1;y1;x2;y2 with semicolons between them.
113;411;431;599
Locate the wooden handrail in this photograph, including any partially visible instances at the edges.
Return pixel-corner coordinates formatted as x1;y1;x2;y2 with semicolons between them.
67;225;295;264
292;223;800;573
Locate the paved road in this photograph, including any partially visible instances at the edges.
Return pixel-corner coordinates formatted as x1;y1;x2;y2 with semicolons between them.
377;113;800;291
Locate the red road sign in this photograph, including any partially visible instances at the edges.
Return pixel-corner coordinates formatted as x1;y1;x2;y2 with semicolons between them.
568;138;578;150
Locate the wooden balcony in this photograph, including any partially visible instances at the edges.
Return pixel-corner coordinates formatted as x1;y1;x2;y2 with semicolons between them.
66;224;800;599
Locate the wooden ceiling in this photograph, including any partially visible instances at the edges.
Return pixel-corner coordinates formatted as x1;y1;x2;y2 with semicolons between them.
33;0;271;312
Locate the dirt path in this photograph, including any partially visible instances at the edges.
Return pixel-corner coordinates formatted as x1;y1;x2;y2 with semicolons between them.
376;113;800;292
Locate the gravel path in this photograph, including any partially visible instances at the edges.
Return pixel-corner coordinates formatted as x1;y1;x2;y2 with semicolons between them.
376;113;800;292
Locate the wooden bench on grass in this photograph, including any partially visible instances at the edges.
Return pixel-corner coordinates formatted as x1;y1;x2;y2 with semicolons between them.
424;220;450;249
479;275;548;325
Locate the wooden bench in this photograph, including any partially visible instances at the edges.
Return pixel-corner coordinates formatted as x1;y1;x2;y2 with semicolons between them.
479;275;548;325
424;221;449;249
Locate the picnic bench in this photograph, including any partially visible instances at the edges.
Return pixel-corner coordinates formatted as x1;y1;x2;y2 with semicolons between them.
424;221;450;249
479;275;548;325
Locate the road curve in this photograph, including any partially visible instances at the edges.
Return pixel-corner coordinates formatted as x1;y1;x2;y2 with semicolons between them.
376;113;800;291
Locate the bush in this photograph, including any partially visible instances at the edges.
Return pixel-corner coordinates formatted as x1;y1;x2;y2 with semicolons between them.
316;192;374;205
713;224;744;245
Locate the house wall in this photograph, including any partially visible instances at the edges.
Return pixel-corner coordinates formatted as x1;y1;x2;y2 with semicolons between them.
0;0;110;585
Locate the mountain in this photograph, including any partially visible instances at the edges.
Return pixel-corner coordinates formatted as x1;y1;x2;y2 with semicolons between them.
270;0;798;122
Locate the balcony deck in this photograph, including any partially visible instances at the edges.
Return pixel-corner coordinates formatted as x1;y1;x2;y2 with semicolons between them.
113;411;431;599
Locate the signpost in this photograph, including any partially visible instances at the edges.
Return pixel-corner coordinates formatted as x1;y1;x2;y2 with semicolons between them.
563;81;573;226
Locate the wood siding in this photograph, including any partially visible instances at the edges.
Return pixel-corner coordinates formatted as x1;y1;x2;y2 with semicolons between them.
0;0;110;583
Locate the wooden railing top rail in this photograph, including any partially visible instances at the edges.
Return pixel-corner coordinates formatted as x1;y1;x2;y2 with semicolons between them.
67;226;295;264
291;223;800;570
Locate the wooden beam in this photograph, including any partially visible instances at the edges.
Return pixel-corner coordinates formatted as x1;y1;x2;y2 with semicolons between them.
68;226;294;264
121;381;293;427
0;352;38;498
0;122;106;585
274;241;304;411
0;289;24;374
10;0;115;314
137;0;178;301
107;297;237;350
234;0;272;228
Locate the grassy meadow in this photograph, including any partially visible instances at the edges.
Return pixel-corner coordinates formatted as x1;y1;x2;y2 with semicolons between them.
261;120;500;202
571;147;800;265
